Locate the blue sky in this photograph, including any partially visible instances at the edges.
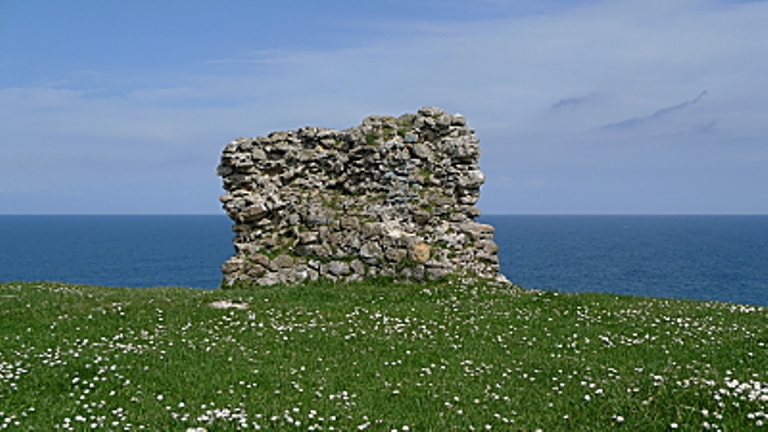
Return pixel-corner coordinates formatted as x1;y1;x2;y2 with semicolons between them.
1;0;767;214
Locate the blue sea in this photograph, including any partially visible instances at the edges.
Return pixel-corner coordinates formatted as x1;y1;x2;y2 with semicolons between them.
1;215;766;306
484;215;768;306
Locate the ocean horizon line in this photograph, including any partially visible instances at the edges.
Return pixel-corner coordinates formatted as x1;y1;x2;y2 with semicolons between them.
1;213;767;217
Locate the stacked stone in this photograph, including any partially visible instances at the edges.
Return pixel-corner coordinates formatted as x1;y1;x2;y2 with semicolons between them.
217;106;509;287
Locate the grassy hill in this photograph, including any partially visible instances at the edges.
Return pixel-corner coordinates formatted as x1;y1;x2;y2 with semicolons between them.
1;280;766;430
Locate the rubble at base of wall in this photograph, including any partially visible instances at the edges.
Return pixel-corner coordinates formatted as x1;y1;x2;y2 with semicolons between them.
217;106;510;288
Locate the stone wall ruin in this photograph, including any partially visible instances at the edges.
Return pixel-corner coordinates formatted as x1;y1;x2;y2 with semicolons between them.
216;107;509;287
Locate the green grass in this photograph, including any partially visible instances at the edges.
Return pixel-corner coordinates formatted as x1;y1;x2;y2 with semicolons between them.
1;280;766;431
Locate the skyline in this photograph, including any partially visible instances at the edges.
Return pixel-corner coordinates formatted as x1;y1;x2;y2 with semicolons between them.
1;0;767;214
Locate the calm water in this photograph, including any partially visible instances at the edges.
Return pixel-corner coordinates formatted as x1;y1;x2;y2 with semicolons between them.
1;215;766;305
0;215;232;289
484;215;768;306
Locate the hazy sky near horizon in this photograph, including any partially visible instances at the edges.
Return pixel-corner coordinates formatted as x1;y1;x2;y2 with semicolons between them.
1;0;767;214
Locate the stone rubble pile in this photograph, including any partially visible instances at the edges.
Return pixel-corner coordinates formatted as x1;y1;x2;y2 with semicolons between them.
217;107;509;287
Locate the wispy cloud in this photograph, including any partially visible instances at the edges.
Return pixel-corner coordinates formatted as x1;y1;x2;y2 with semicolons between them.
601;91;708;130
550;93;599;111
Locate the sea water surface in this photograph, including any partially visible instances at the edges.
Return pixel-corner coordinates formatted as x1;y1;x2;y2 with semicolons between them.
0;215;232;289
484;215;767;306
1;215;766;305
